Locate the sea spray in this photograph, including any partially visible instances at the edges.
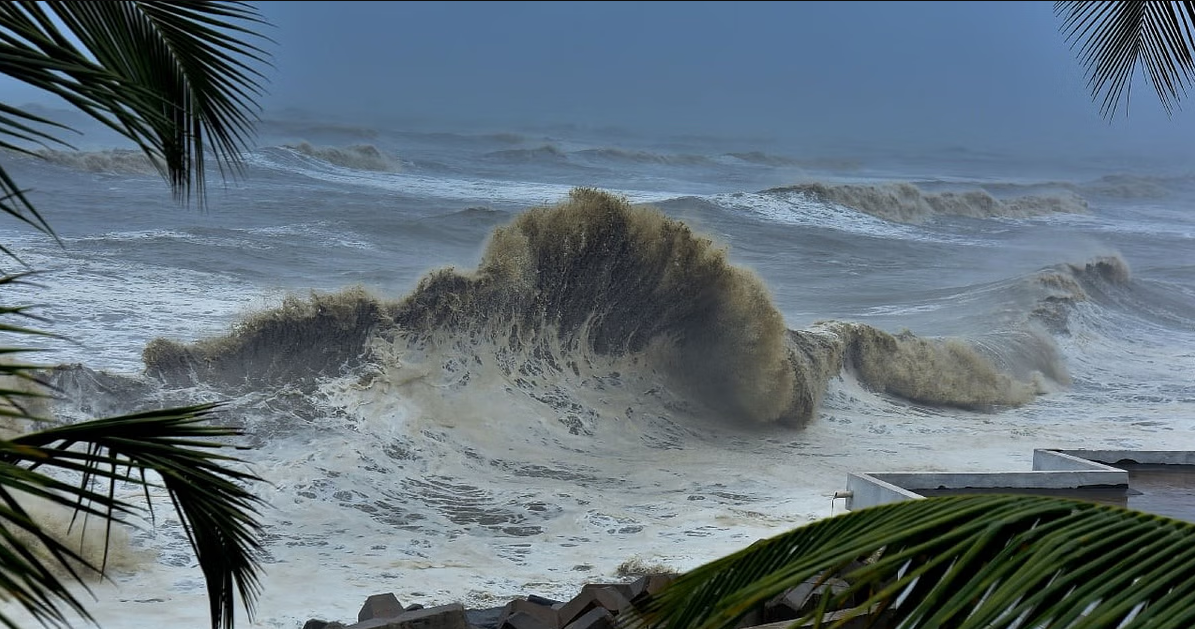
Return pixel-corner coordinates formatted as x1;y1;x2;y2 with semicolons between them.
783;326;848;424
138;188;1056;429
4;494;151;579
393;187;799;424
143;287;387;390
1070;255;1132;286
828;323;1040;409
0;368;162;581
1030;254;1131;333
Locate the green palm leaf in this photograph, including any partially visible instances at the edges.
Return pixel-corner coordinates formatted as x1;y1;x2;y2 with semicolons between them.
4;405;266;629
0;272;60;419
0;3;272;628
0;1;271;240
1056;1;1195;118
627;494;1195;629
0;273;265;629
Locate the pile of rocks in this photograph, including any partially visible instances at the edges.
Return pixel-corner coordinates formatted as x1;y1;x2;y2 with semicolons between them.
301;571;889;629
300;573;671;629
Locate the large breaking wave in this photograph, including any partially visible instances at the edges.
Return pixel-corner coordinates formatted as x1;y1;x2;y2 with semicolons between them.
143;189;1057;431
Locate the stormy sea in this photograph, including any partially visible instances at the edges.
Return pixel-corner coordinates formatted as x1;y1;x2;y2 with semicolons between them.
1;110;1193;628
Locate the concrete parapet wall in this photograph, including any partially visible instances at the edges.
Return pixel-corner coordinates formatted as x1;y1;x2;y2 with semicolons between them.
871;470;1127;492
844;473;922;510
839;449;1183;512
1032;449;1125;472
1052;450;1195;466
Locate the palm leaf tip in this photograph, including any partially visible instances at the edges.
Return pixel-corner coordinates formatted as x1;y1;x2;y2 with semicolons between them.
1055;0;1195;119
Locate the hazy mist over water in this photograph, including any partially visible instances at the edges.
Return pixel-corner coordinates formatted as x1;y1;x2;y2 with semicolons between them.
4;1;1194;164
1;3;1194;628
250;1;1192;163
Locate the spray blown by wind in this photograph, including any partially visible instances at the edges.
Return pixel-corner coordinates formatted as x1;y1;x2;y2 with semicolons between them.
142;189;1051;429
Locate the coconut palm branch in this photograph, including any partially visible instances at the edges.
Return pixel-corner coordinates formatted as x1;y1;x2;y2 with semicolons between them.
0;2;272;628
1056;1;1195;118
0;405;265;629
0;0;271;244
0;286;266;629
0;273;58;416
626;494;1195;629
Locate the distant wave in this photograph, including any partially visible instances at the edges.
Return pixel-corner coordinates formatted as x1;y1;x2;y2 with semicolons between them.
769;181;1088;223
726;151;801;166
482;144;568;163
1029;254;1132;334
980;173;1183;200
932;174;1181;201
727;152;861;170
145;189;1048;432
824;323;1043;409
573;148;712;166
411;206;513;239
963;180;1078;197
283;142;401;172
33;148;160;175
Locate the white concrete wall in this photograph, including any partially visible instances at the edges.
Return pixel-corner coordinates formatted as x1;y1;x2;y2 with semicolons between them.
839;448;1184;511
1054;450;1195;466
844;473;922;510
1033;449;1124;472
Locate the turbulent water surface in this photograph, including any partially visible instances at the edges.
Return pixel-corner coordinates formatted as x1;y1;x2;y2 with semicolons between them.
1;112;1193;628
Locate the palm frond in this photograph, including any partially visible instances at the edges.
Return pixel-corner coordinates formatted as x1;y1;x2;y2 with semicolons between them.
0;272;60;420
42;1;273;200
1056;1;1195;118
0;4;270;628
0;404;267;629
0;459;121;629
0;0;272;244
627;494;1195;629
0;243;264;629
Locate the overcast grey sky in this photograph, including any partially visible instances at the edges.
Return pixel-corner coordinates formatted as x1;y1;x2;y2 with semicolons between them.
4;1;1193;158
253;1;1193;156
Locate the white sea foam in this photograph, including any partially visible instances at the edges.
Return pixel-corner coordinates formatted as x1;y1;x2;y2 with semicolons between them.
0;246;274;373
6;334;1188;629
245;151;681;206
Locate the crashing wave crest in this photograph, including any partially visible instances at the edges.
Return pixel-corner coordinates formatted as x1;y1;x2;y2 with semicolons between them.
143;189;1053;430
1030;254;1132;333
